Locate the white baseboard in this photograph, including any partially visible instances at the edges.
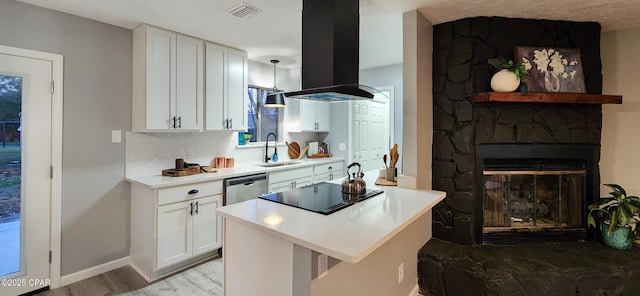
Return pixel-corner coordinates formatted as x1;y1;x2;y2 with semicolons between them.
60;256;129;286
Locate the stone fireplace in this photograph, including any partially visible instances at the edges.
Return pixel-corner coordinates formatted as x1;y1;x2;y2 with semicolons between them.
419;16;637;296
430;16;603;245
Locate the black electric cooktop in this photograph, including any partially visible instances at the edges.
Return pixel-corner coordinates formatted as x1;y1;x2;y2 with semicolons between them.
258;182;383;215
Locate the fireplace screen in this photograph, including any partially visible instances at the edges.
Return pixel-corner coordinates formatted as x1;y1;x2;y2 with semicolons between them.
483;167;585;233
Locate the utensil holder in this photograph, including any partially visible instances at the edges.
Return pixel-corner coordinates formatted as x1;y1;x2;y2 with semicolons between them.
385;167;397;181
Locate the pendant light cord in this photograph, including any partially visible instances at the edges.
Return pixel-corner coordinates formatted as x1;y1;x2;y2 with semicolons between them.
271;59;279;92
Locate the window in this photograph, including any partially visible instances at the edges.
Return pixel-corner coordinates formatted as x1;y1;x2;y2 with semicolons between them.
247;86;281;142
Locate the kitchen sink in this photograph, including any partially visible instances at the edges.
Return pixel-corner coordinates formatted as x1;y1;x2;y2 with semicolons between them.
256;161;302;167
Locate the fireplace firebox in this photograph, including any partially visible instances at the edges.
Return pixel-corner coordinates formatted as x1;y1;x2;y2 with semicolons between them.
475;144;598;244
483;159;586;244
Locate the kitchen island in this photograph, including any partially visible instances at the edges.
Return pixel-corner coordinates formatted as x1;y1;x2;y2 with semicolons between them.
216;172;446;296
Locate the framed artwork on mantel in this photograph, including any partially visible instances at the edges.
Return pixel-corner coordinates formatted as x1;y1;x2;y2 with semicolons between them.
515;46;586;93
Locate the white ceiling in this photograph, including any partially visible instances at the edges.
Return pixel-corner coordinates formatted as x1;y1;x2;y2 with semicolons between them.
16;0;640;69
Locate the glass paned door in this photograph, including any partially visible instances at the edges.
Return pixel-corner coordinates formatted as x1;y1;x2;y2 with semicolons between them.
0;50;53;295
0;75;22;278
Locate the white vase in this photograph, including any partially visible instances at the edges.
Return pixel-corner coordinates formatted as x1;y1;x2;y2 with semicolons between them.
544;71;561;92
490;69;520;92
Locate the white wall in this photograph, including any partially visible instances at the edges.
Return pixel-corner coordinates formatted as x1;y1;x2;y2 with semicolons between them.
0;1;131;276
248;60;296;91
600;27;640;196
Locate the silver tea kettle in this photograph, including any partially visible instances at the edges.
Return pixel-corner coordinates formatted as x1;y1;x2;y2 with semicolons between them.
342;162;366;200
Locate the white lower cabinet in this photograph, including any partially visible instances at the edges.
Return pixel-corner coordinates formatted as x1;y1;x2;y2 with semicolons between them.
131;180;223;282
268;161;345;193
156;195;222;270
268;166;314;193
313;161;344;183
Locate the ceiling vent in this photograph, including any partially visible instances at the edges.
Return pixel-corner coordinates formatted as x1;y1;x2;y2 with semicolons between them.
225;2;262;19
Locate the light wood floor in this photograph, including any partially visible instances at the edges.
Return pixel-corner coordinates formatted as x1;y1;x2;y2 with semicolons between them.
34;257;223;296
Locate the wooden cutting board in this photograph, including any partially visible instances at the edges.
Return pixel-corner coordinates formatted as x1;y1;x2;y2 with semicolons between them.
375;177;397;186
287;141;301;158
162;166;201;177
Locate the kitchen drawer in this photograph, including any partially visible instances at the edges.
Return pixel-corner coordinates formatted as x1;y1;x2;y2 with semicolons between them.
313;161;343;175
268;166;313;184
269;176;314;193
158;180;223;205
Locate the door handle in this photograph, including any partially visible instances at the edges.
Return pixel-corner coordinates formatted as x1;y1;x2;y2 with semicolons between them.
178;116;182;128
189;202;194;215
230;118;233;129
195;201;199;214
172;116;177;128
188;189;199;194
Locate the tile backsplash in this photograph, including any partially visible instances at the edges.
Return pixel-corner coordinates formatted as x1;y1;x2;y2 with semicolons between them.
126;131;324;177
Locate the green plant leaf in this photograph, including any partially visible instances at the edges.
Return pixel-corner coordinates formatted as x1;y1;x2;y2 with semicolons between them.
587;214;597;228
605;183;626;200
609;211;620;236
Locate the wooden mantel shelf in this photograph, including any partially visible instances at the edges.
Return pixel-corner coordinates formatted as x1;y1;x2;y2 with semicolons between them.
469;92;622;104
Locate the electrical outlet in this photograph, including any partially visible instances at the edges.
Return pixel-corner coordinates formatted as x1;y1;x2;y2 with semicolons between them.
186;147;194;159
339;143;346;151
398;262;404;283
318;254;328;279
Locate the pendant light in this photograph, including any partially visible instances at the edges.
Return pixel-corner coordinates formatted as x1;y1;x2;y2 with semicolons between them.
265;59;286;107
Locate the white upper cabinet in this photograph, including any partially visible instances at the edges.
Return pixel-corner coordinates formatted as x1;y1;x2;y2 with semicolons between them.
205;42;248;131
175;34;204;130
133;24;203;132
285;99;331;132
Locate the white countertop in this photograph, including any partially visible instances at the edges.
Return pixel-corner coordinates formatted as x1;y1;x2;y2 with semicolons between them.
126;157;344;188
216;172;446;263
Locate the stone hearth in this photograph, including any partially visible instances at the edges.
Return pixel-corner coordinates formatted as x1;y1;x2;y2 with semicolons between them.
418;239;640;296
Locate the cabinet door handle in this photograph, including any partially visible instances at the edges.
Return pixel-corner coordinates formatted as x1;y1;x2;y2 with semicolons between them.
172;116;177;129
328;166;332;170
230;118;233;129
178;116;182;128
224;119;228;129
188;189;199;194
189;202;194;216
330;173;333;180
195;201;199;214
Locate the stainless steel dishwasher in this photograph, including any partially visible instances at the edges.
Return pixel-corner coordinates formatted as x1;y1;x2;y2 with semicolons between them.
223;173;269;205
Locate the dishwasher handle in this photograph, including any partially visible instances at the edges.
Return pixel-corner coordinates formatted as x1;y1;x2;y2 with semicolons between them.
224;173;268;186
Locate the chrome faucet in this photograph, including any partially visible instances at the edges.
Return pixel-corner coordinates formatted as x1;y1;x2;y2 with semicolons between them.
265;132;278;162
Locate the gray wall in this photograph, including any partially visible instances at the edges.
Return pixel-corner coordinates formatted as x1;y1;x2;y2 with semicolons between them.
0;0;132;275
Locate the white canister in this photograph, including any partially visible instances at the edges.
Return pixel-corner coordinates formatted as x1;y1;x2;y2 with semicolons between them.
490;69;520;92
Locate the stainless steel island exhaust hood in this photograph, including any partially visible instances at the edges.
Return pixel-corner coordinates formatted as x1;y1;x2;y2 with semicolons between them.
284;0;380;101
